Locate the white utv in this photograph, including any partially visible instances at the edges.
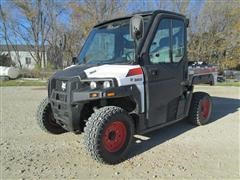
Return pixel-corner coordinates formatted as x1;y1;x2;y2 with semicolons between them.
37;10;213;164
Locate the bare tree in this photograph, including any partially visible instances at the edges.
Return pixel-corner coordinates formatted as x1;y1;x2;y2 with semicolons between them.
10;0;51;68
62;0;127;65
0;4;11;60
188;0;240;69
2;0;239;71
0;4;23;68
171;0;190;14
42;0;67;68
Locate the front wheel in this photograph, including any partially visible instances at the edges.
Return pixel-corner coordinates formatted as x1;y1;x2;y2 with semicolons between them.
188;92;212;125
84;106;134;164
36;97;66;134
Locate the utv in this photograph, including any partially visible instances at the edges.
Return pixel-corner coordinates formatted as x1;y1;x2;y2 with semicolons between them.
37;10;214;164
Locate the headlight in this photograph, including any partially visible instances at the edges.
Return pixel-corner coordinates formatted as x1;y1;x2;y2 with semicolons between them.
90;81;97;89
103;81;111;89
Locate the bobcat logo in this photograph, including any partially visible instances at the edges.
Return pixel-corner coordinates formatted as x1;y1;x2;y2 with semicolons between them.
61;82;67;91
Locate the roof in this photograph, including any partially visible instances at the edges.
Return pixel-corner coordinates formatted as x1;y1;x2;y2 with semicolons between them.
94;10;185;27
0;45;35;52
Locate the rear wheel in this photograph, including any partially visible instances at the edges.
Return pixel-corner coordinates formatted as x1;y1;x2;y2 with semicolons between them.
36;97;66;134
210;75;215;86
84;106;134;164
188;92;212;125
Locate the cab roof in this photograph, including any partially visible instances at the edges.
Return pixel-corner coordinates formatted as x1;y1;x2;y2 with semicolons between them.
94;10;185;28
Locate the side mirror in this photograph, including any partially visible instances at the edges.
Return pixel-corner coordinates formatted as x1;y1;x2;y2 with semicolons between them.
130;15;144;41
72;57;77;65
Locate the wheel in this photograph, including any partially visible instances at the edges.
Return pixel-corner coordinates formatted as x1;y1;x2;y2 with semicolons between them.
36;97;66;134
84;106;134;164
210;75;215;86
188;92;212;125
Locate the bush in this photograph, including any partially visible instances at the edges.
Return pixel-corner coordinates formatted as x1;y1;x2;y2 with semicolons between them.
21;68;56;79
21;68;36;78
235;64;240;71
20;62;59;79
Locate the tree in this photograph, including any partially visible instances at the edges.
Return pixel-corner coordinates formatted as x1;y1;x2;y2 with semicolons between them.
43;0;67;69
0;3;23;68
188;0;240;70
0;4;11;60
1;0;239;71
171;0;190;14
60;0;127;65
9;0;50;68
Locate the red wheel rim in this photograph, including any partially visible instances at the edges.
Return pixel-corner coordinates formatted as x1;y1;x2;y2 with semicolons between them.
201;99;210;119
102;121;127;152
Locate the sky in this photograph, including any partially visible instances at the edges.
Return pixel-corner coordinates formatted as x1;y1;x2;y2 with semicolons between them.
0;0;205;45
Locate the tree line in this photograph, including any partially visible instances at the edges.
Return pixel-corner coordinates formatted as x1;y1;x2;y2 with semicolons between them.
0;0;239;70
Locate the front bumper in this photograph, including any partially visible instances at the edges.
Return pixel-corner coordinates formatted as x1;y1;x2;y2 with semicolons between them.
50;90;85;132
48;77;118;132
49;77;86;132
48;77;141;133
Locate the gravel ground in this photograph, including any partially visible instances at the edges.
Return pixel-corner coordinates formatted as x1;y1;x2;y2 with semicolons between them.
0;86;239;179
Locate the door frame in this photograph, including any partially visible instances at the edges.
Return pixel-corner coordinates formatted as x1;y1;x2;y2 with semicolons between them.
139;13;188;127
140;13;187;65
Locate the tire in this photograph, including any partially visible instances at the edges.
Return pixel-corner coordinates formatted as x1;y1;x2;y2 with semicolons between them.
84;106;134;164
210;75;215;86
188;92;212;125
36;97;66;134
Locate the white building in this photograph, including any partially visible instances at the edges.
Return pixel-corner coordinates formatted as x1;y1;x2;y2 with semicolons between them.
0;45;47;69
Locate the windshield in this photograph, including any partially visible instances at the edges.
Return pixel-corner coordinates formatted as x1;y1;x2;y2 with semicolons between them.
78;17;150;65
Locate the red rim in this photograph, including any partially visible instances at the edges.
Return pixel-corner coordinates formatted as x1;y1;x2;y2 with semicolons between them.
102;121;127;152
201;99;210;119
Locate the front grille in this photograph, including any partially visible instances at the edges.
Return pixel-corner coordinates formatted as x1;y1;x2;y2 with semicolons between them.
55;79;68;92
49;77;86;112
50;76;88;94
48;77;87;131
49;79;69;120
50;79;69;103
55;92;67;102
71;81;78;90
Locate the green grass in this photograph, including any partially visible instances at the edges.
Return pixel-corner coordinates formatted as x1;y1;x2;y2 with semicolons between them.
0;79;47;87
1;79;239;87
216;81;240;87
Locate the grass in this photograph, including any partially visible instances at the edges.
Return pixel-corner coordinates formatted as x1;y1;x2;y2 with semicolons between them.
216;81;240;87
0;79;47;87
0;79;239;87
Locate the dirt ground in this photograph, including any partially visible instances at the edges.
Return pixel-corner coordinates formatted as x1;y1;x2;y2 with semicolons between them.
0;85;239;179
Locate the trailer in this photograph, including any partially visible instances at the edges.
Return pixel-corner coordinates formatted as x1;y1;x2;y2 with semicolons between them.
188;61;218;85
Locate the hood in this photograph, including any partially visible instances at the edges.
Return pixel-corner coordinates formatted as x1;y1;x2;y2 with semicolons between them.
84;65;140;78
51;64;142;85
84;64;142;86
51;64;94;79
